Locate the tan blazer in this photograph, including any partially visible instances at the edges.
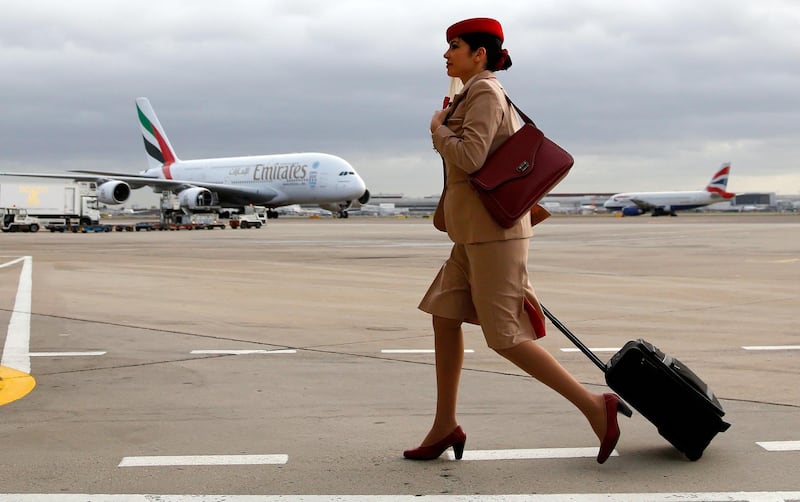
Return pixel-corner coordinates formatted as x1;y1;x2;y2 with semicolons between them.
431;71;549;244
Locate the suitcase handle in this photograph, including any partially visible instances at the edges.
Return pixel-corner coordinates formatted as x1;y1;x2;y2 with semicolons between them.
541;305;608;373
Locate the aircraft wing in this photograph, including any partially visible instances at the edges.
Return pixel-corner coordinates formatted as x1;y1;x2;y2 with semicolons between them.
73;171;281;203
0;171;280;204
0;171;170;190
629;198;660;211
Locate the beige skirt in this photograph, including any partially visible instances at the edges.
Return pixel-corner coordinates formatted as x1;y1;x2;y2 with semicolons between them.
418;238;546;350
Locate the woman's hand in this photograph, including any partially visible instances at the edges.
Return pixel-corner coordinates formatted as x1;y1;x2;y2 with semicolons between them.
430;107;450;134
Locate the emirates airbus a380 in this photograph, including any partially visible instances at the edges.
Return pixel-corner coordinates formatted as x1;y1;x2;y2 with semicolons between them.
1;97;370;218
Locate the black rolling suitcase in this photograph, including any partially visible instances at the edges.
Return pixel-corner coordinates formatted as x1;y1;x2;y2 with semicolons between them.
541;305;731;461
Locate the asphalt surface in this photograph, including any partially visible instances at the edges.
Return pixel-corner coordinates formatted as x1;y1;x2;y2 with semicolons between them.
1;213;798;500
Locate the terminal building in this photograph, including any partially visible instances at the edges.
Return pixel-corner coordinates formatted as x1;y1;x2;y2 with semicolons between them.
707;192;797;212
367;191;800;215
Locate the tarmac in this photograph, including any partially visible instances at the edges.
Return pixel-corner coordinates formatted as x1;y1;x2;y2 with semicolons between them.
1;213;799;501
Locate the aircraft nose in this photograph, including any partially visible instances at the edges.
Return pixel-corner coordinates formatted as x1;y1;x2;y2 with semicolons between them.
354;172;370;203
354;171;366;193
337;157;367;198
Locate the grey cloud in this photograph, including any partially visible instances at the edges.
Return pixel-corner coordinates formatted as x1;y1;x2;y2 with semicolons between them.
1;0;798;196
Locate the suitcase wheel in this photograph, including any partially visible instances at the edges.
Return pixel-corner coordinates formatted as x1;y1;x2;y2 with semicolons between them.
685;450;703;461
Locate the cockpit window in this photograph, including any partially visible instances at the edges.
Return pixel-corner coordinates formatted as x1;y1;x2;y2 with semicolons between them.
339;171;355;176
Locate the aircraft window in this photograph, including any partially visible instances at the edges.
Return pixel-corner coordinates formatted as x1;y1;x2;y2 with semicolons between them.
339;171;355;176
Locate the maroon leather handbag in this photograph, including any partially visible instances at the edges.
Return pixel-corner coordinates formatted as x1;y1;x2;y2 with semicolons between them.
469;97;574;228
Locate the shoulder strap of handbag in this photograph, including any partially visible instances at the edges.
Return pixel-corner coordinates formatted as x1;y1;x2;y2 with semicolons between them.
504;96;537;128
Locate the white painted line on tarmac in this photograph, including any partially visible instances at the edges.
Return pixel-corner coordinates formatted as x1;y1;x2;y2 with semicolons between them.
190;349;296;355
381;349;475;354
446;447;614;461
757;441;800;451
0;257;27;269
118;454;289;467
1;256;32;374
29;351;107;357
742;345;800;351
5;492;800;501
560;348;620;353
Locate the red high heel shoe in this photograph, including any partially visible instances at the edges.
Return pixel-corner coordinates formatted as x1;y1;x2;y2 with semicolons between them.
597;393;633;464
403;426;467;460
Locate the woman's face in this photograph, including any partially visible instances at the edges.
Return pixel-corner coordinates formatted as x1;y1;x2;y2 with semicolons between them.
444;37;484;82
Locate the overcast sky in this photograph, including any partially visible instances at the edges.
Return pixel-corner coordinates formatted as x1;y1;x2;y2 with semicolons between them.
1;0;799;204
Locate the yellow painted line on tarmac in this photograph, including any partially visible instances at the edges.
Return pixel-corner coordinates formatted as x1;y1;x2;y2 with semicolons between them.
0;365;36;406
1;255;34;406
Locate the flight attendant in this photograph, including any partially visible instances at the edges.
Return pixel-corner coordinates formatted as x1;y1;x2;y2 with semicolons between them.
404;17;631;464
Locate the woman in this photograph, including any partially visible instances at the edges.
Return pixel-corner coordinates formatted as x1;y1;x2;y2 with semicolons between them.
403;17;631;464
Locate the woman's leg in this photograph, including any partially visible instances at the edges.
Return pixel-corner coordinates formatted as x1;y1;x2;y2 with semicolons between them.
495;340;608;440
465;240;609;441
421;314;465;445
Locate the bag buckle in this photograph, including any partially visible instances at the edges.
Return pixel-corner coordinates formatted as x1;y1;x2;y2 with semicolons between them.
516;161;530;173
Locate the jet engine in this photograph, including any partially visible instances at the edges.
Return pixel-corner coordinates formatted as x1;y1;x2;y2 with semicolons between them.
178;187;215;209
97;180;131;204
621;206;644;216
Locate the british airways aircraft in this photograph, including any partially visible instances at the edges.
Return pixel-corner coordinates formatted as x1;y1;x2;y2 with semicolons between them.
603;163;735;216
0;97;370;219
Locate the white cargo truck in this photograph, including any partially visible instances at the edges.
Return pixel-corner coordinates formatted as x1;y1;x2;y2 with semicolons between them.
0;181;101;225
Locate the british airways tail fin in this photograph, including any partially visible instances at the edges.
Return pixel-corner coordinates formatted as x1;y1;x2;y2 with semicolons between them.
705;162;735;198
136;97;179;172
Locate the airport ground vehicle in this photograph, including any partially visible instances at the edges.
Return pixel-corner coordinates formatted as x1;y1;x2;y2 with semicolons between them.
1;208;41;232
179;212;226;229
131;222;189;231
245;205;268;223
229;213;263;229
46;223;112;233
0;181;101;225
127;212;227;231
132;220;224;231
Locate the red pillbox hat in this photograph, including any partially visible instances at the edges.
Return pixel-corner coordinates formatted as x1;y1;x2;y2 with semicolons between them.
446;17;504;42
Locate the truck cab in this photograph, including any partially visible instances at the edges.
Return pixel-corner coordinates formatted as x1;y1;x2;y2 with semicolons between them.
81;190;101;224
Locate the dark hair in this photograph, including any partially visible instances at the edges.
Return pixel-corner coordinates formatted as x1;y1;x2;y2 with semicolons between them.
459;32;512;72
